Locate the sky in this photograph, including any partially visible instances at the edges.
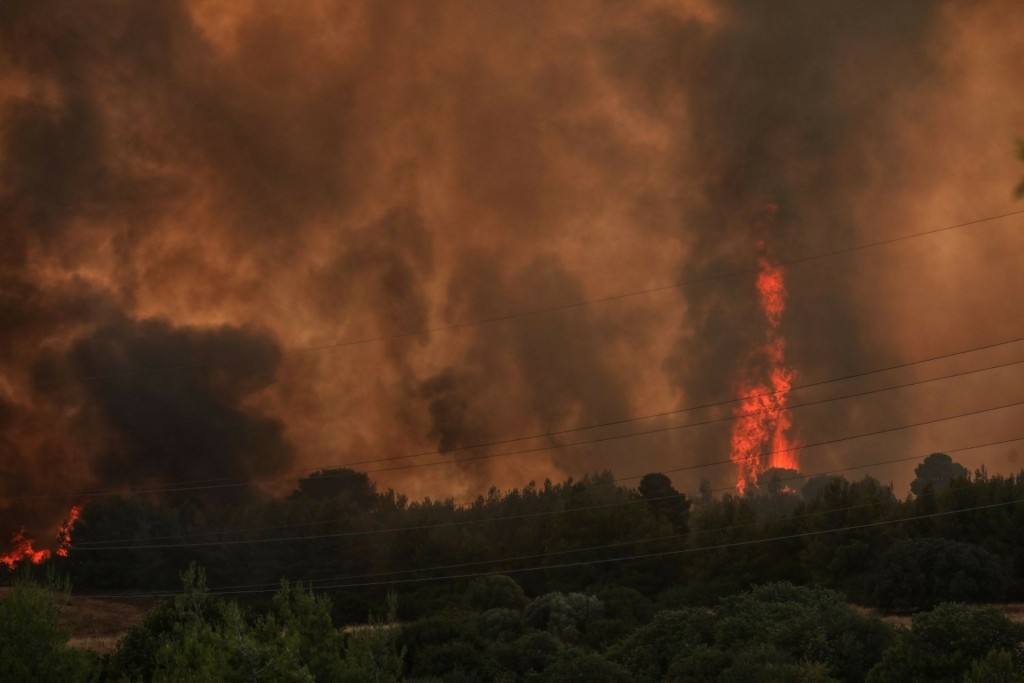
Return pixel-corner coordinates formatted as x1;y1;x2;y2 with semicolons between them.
1;0;1022;547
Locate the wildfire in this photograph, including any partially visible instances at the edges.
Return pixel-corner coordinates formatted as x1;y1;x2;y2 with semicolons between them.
730;209;800;493
56;505;82;558
0;505;82;569
0;529;51;570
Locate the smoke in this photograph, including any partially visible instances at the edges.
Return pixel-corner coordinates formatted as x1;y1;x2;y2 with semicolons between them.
36;316;292;489
1;0;1023;548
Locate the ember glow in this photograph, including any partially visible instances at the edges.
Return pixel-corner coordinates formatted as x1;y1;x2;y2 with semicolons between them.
730;223;801;493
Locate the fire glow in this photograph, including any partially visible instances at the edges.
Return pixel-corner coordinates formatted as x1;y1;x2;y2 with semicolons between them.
730;213;800;493
0;505;81;569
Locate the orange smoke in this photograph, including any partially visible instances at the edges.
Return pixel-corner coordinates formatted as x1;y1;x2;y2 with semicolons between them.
730;215;800;493
0;505;82;569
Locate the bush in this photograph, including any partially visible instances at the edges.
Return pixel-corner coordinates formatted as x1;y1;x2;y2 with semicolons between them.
489;631;562;678
611;583;890;683
107;567;403;683
870;537;1007;611
867;603;1024;682
544;650;632;682
476;608;524;642
713;582;891;682
0;580;98;683
596;585;654;625
464;574;528;612
963;649;1024;682
524;592;604;642
608;608;714;682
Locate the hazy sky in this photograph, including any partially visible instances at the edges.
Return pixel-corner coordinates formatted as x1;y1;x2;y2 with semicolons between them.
1;0;1022;545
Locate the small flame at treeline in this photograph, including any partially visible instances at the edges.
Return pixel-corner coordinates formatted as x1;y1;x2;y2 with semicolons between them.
730;205;800;493
0;505;81;570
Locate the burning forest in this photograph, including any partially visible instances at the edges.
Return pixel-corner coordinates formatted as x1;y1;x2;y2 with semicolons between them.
1;2;1024;679
729;206;801;493
0;0;1021;637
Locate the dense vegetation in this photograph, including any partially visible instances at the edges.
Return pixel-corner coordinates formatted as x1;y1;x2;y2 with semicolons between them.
3;573;1023;681
46;452;1024;616
3;452;1024;681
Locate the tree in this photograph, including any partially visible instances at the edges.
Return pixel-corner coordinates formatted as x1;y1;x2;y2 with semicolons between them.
910;453;968;497
756;467;802;495
638;473;691;533
801;474;845;502
292;468;378;507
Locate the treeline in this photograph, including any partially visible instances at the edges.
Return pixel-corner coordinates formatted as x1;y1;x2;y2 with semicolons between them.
28;452;1024;619
4;572;1024;681
3;452;1024;680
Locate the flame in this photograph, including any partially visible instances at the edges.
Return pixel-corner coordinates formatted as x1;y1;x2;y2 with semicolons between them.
755;258;787;327
730;211;800;493
55;505;82;558
0;505;82;569
0;529;51;570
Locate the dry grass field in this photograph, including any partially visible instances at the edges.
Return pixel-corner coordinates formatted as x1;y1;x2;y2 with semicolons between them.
851;603;1024;629
59;595;152;654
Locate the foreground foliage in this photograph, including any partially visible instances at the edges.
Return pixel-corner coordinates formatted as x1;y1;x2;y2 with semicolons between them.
3;574;1023;682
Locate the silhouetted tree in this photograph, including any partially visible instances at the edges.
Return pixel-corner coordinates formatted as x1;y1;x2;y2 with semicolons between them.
292;468;377;507
910;453;968;497
638;473;691;533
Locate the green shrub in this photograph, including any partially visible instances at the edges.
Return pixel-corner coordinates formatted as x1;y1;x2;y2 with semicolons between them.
0;580;98;683
465;574;528;612
867;603;1024;682
870;537;1007;611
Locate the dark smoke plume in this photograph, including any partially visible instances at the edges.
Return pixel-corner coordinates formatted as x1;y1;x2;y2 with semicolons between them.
1;0;1022;549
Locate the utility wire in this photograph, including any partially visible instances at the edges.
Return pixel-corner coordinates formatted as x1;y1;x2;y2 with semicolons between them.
77;437;1022;593
18;340;1024;501
68;434;1022;549
77;493;1024;598
87;335;1024;492
66;397;1024;550
39;208;1024;390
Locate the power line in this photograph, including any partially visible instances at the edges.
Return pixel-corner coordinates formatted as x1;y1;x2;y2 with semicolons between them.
216;462;1015;590
72;436;1022;593
308;498;1024;592
103;335;1024;492
18;339;1024;501
77;493;1024;599
66;412;1024;551
41;208;1024;389
70;436;1024;552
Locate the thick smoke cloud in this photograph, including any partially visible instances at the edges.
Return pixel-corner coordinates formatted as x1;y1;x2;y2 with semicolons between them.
1;0;1022;548
38;317;291;489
